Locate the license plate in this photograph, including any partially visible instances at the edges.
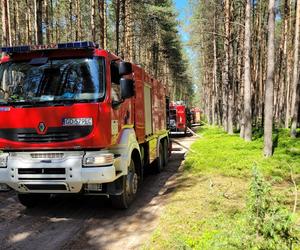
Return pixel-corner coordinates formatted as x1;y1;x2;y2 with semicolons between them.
62;118;93;126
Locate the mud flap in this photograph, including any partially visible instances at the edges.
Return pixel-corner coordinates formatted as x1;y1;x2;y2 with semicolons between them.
106;176;124;196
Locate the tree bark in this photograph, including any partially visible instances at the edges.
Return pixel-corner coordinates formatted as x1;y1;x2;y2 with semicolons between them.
124;0;134;61
285;0;293;128
75;0;82;41
115;0;120;54
98;0;105;48
291;0;300;137
243;0;252;141
91;0;96;41
1;0;12;46
36;0;43;44
224;0;233;134
45;0;51;44
69;0;73;41
264;0;275;157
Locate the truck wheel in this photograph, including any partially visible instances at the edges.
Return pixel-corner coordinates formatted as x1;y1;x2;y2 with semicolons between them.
163;140;169;167
18;193;50;208
111;159;138;209
155;142;164;173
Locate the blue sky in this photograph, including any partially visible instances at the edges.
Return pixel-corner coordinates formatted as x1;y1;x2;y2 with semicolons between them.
174;0;190;43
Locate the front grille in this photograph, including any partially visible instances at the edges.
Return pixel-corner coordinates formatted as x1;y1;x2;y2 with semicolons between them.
30;153;64;159
19;178;65;180
0;126;92;143
18;168;65;175
24;184;67;190
17;132;70;142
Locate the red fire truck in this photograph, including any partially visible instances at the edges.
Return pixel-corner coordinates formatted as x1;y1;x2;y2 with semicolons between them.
0;42;170;209
191;107;201;125
169;103;190;134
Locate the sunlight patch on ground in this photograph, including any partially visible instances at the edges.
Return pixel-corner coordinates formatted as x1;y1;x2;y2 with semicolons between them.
10;232;32;243
49;217;70;222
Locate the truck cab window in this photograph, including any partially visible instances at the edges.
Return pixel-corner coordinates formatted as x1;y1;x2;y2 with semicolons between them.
110;62;121;102
0;57;105;104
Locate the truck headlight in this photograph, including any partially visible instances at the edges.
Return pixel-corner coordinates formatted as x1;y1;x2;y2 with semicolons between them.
0;153;8;168
83;153;114;167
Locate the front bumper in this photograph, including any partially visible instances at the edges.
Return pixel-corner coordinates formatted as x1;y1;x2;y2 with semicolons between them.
0;151;119;193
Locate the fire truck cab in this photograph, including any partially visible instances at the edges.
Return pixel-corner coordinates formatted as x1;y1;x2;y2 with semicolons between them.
169;103;190;134
0;42;170;209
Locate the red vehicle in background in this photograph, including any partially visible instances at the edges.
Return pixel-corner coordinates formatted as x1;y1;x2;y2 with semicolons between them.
0;41;170;209
191;107;201;125
169;103;190;134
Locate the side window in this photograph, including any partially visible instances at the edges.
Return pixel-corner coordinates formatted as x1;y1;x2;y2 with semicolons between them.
110;62;121;102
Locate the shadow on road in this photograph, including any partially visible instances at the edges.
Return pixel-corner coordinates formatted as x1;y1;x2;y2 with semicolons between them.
0;136;198;250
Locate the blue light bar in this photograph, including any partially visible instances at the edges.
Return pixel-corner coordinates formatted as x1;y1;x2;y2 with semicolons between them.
1;45;30;53
57;41;97;49
0;41;98;54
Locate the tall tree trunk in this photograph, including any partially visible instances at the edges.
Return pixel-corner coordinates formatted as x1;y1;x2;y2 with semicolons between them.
104;0;108;49
2;0;12;46
285;0;293;128
34;0;37;43
75;0;81;41
115;0;120;54
291;0;300;137
45;0;50;44
26;0;32;44
224;0;234;134
212;12;218;125
36;0;43;44
124;0;133;61
98;0;105;48
15;0;20;44
222;0;230;132
91;0;96;41
243;0;252;141
50;0;54;43
264;0;275;157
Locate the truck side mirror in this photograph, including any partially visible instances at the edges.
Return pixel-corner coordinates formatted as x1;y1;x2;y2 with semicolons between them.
120;78;134;99
119;61;132;75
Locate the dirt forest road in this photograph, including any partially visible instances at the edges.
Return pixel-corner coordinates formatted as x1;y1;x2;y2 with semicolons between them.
0;134;197;250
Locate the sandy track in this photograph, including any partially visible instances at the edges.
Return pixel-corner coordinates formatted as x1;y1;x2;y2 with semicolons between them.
0;135;196;250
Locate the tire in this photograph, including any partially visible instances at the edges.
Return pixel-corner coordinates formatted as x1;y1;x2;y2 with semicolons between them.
155;142;164;173
18;193;50;208
163;140;169;168
111;159;138;209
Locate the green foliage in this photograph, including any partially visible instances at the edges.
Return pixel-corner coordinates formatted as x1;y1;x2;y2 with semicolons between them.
246;167;299;249
185;126;300;179
146;127;300;250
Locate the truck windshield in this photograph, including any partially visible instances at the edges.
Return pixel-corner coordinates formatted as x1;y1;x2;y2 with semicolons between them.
0;57;105;105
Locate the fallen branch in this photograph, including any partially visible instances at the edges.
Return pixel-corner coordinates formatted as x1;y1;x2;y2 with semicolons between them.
186;127;202;138
171;139;197;154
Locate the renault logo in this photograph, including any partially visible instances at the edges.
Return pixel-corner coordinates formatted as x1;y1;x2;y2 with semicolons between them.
38;122;46;133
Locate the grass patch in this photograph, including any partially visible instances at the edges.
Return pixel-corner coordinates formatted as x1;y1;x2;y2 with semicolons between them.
185;126;300;179
146;126;300;249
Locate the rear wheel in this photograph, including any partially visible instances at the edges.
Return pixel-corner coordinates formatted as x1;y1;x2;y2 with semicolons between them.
111;159;138;209
155;142;164;173
163;140;169;168
18;193;50;208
